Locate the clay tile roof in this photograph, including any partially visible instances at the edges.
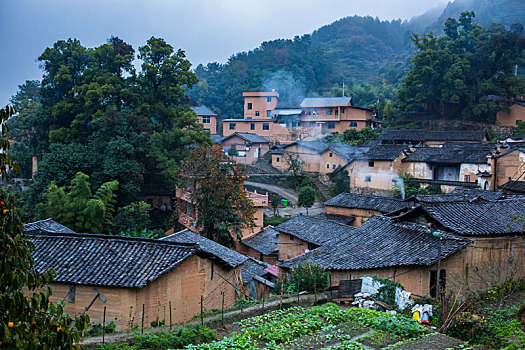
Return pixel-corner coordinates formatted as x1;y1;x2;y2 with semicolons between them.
301;97;352;107
28;232;196;288
326;144;369;162
379;130;487;142
275;216;355;245
325;193;409;213
160;229;249;268
24;218;76;234
279;216;472;270
358;144;408;161
241;258;271;284
191;105;217;116
449;188;505;201
397;199;525;236
402;143;495;164
499;181;525;194
223;132;269;144
241;226;279;255
211;134;224;144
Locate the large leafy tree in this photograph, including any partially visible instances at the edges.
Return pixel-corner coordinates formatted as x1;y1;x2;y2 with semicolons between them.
178;145;255;247
1;105;89;348
398;11;525;122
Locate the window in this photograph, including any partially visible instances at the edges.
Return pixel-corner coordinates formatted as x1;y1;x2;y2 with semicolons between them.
250;123;255;130
307;243;316;251
327;108;332;115
289;234;294;241
255;111;260;117
211;263;214;280
326;164;330;169
247;103;252;110
464;175;471;182
350;121;357;127
276;157;280;163
229;123;236;130
67;285;76;303
267;97;272;103
263;123;269;130
329;152;333;158
327;122;336;129
368;161;374;167
202;116;210;124
335;109;339;116
429;269;446;298
332;164;336;169
260;253;264;261
341;107;345;114
267;110;272;117
365;176;371;182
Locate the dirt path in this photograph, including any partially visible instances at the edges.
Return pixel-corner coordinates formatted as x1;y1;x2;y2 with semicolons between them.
245;181;299;202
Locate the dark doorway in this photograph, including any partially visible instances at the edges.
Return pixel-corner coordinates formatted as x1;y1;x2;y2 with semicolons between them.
429;269;446;297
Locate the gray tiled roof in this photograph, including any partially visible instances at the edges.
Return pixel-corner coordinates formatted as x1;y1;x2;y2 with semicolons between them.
241;226;279;255
191;105;217;116
358;144;408;161
29;232;196;288
325;193;409;213
211;134;224;144
327;144;369;162
241;258;271;284
276;215;355;245
449;188;505;201
499;181;525;194
402;143;495;164
301;97;352;107
397;199;525;236
279;216;472;270
222;132;269;144
24;218;76;234
161;229;249;268
379;130;487;142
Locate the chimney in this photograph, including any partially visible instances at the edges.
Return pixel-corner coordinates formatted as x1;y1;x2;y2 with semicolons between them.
31;156;38;179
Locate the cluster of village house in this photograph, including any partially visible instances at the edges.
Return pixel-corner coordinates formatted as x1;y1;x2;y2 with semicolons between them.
23;90;525;331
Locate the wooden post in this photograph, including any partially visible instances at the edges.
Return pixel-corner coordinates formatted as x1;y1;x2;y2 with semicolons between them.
102;305;106;345
141;304;144;335
163;305;166;325
436;237;442;298
200;295;204;326
221;291;224;325
280;282;284;310
156;301;160;327
240;295;244;317
329;273;333;301
184;296;188;326
126;306;133;343
169;301;172;331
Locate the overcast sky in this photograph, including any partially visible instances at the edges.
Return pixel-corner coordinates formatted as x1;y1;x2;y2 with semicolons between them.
0;0;447;106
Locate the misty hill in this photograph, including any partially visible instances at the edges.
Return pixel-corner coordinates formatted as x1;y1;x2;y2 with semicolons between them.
188;0;524;121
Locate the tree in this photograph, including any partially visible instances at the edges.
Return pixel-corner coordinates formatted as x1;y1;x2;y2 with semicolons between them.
1;105;89;348
112;201;152;234
382;100;395;120
283;151;305;188
297;186;316;215
270;194;281;216
178;145;255;247
288;262;329;293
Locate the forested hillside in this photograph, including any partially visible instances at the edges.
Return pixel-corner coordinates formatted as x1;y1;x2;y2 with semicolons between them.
188;0;525;121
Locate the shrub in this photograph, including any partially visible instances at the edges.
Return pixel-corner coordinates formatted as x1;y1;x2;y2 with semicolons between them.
288;262;329;293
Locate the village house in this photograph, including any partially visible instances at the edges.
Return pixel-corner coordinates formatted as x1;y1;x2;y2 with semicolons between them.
488;95;525;127
499;180;525;195
278;215;473;298
493;144;525;191
237;225;279;265
141;183;174;211
401;142;497;192
27;231;245;331
220;132;270;165
379;130;488;147
324;193;409;227
161;229;274;300
191;105;218;134
24;218;76;234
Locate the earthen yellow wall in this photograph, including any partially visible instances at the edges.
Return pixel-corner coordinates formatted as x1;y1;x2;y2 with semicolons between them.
241;207;264;239
319;150;349;174
495;150;525;188
278;232;310;261
272;154;286;171
271;144;322;173
44;255;242;331
497;103;525;127
244;94;278;119
197;115;217;135
221;136;270;165
236;242;278;265
324;206;381;227
349;158;403;191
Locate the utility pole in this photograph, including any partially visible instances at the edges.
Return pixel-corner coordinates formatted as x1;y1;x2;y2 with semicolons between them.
342;81;345;97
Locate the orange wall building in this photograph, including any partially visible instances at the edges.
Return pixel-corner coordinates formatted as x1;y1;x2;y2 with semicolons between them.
192;105;218;134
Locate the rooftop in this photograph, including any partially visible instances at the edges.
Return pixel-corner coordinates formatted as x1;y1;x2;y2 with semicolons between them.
358;144;408;161
160;229;248;268
379;130;487;143
222;132;269;144
28;232;196;288
243;91;279;97
402;143;495;164
275;215;355;246
325;193;409;213
499;180;525;194
191;105;217;116
279;216;471;271
24;218;76;234
301;97;352;108
241;226;279;255
449;188;506;201
241;258;271;284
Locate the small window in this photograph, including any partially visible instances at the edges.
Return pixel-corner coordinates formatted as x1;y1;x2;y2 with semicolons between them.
263;123;269;130
276;157;280;163
327;108;332;115
247;103;252;110
341;107;345;113
332;164;336;169
202;116;210;124
267;110;272;117
255;111;260;117
260;253;264;261
365;176;371;182
289;234;294;241
267;97;272;103
307;243;316;251
229;123;236;130
327;122;335;129
464;175;471;182
368;161;374;167
67;285;76;303
326;164;330;169
329;152;333;158
335;109;339;116
211;263;214;280
350;121;357;127
250;123;255;130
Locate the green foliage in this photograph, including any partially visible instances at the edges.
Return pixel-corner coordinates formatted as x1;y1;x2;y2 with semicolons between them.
228;147;239;156
87;321;116;336
270;194;281;215
1;105;89;348
297;186;316;215
398;11;525;122
326;127;383;146
329;168;350;196
149;319;165;327
113;201;152;234
37;172;118;233
392;173;442;199
288;262;329;293
372;277;403;307
179;145;256;247
263;214;290;227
